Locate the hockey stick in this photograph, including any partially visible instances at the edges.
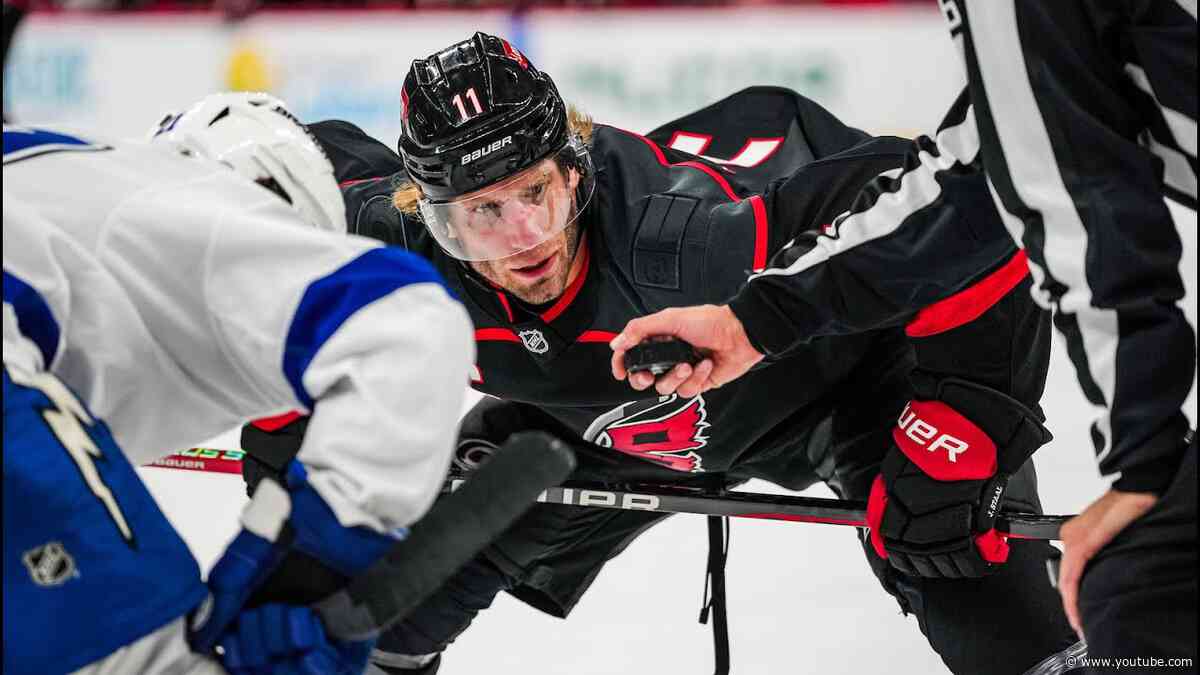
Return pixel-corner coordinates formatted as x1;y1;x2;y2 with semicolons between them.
314;431;576;641
147;447;244;474
146;449;1069;540
442;476;1071;541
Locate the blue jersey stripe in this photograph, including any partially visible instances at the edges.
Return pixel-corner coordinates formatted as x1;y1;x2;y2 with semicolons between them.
3;127;108;164
283;247;448;409
3;128;91;155
3;270;61;368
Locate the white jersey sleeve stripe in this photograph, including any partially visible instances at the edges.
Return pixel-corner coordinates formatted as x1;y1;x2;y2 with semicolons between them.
750;106;981;283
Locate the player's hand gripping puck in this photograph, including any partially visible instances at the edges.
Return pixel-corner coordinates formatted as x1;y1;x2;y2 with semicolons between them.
622;338;702;377
610;304;764;397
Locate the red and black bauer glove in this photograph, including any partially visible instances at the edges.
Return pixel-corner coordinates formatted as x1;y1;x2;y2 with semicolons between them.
866;376;1052;579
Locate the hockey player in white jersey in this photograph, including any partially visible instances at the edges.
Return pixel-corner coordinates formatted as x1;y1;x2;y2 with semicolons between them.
2;93;474;674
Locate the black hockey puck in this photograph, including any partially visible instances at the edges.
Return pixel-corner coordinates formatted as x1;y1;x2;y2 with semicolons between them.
624;338;701;376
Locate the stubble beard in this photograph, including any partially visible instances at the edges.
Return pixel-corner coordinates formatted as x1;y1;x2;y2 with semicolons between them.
471;220;583;305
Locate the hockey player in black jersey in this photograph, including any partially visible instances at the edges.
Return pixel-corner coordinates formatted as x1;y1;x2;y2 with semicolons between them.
241;33;1078;674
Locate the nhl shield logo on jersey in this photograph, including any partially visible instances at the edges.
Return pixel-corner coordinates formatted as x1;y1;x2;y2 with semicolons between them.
583;394;710;472
22;541;78;587
518;329;550;354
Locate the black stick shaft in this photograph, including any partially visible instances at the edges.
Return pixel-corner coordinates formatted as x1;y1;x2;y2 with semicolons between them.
445;478;1069;541
316;432;576;641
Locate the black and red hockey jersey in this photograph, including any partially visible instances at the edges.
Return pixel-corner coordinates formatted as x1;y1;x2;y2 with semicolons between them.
309;87;1028;484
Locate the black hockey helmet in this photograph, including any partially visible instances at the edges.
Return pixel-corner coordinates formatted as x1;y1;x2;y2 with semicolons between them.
397;32;594;262
398;32;570;202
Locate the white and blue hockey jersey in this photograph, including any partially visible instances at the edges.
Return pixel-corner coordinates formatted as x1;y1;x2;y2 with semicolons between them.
2;126;474;673
3;125;474;532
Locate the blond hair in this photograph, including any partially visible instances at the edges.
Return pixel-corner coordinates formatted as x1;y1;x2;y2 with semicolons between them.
393;104;594;216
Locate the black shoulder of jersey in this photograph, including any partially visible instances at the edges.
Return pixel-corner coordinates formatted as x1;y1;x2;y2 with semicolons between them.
586;126;757;314
305;119;436;254
307;119;405;184
585;86;874;313
340;175;414;247
645;86;871;166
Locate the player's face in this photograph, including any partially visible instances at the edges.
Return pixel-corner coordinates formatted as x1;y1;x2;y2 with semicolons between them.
449;160;583;303
468;219;584;305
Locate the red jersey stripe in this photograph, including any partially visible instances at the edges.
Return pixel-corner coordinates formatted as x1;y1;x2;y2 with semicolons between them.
475;327;521;342
906;250;1031;337
577;330;618;343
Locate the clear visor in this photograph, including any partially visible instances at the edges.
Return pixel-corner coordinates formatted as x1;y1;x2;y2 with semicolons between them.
419;150;594;262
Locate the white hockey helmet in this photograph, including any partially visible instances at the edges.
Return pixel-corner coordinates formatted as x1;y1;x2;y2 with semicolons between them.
150;92;347;233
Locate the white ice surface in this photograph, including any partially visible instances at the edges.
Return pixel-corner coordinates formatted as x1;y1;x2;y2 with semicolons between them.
138;201;1196;675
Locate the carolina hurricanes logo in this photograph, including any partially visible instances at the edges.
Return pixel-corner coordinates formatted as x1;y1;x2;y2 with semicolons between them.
582;395;710;473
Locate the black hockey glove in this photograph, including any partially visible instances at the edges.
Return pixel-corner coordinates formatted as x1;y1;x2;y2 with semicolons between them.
866;375;1052;579
240;412;308;498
